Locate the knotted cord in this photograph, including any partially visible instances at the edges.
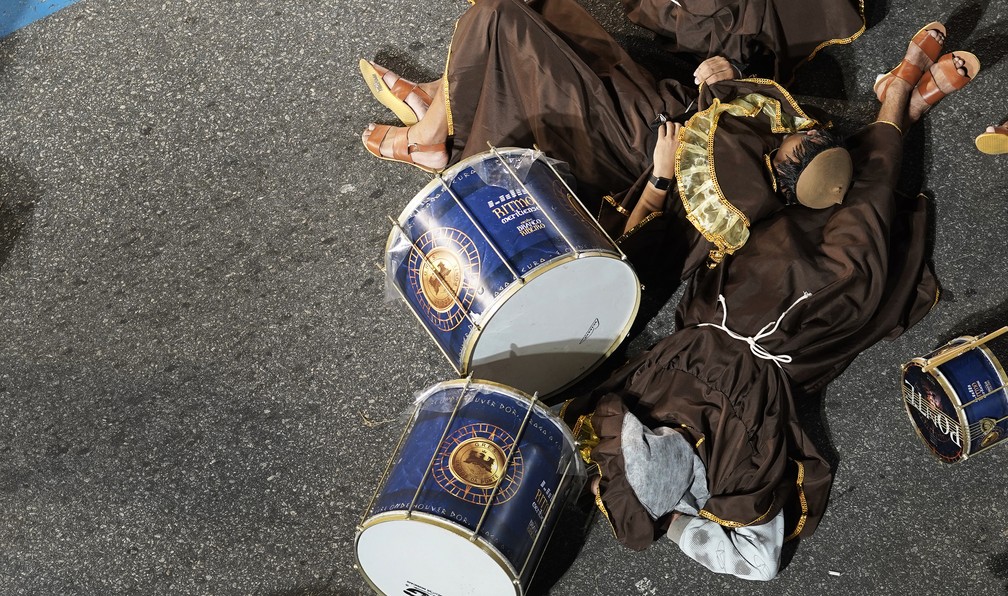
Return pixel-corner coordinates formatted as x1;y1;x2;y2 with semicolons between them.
697;291;812;367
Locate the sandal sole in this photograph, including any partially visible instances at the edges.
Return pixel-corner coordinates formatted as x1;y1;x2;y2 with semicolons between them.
359;59;422;126
975;132;1008;155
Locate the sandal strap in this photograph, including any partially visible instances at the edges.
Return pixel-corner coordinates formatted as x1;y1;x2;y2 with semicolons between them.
876;24;944;102
407;141;447;154
389;78;432;106
364;123;391;156
914;29;944;63
365;124;420;165
916;54;970;106
889;38;938;86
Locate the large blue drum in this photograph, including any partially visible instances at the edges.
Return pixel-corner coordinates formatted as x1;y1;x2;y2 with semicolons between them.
385;147;640;396
355;379;584;596
901;331;1008;462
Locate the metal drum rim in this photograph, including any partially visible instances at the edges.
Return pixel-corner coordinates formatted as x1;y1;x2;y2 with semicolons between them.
417;377;586;462
384;147;553;258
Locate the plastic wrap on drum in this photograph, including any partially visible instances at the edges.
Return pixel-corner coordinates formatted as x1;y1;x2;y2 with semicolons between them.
384;228;415;304
462;148;579;200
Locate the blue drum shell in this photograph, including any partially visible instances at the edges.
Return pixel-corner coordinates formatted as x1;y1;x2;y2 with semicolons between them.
386;148;613;370
370;381;579;571
902;340;1008;461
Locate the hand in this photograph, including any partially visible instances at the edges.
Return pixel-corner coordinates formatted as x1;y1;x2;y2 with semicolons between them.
694;56;736;86
652;121;682;179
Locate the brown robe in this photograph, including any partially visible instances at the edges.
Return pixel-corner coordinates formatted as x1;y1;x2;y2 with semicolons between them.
445;0;692;216
445;0;822;288
619;0;866;82
571;121;938;549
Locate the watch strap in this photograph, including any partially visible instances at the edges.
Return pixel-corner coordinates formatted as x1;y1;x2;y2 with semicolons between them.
649;174;672;190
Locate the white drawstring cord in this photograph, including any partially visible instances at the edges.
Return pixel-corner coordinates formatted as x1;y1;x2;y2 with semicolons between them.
697;291;812;367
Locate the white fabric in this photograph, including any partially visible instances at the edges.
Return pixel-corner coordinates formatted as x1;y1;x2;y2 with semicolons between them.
668;510;784;581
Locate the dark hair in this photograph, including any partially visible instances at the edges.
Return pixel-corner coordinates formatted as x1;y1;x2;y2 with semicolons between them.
776;129;844;205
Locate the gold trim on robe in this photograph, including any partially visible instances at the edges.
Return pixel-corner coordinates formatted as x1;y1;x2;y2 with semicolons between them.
675;90;818;265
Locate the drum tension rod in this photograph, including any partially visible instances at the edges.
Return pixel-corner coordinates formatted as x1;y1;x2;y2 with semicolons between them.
488;143;581;260
387;215;483;332
408;376;475;519
435;171;524;285
472;391;539;541
923;326;1008;373
530;143;630;262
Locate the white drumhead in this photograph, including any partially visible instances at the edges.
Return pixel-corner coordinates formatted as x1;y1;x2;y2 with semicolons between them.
468;254;639;396
356;516;518;596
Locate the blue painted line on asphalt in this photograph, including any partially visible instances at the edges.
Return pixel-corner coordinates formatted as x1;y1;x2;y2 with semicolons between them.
1;0;81;39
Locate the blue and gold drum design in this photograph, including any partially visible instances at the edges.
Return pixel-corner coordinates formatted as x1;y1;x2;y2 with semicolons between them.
901;328;1008;462
355;379;585;596
385;147;640;396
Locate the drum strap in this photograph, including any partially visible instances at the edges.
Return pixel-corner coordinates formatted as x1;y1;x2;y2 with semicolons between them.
698;292;812;367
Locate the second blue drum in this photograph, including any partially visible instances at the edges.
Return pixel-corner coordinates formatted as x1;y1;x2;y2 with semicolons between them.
355;379;585;596
901;334;1008;462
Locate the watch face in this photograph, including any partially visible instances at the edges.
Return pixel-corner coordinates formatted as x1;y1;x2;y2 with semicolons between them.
650;175;671;190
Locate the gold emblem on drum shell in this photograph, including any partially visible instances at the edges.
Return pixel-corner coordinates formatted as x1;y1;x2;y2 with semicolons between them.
407;227;480;332
419;247;463;313
433;423;523;504
449;438;507;488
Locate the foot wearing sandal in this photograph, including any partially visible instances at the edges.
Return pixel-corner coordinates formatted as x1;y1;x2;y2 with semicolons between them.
976;121;1008;155
908;52;981;122
361;123;448;173
874;22;945;103
359;59;438;126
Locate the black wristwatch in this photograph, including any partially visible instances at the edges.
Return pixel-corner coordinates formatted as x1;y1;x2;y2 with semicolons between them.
649;174;672;190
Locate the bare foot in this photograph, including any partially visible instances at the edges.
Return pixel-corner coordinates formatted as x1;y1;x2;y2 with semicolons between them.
875;27;945;102
984;120;1008;133
361;123;448;171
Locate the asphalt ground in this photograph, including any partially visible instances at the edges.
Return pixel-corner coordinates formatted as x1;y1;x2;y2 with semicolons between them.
1;0;1007;594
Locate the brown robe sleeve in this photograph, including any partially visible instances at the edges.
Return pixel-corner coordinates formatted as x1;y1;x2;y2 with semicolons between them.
618;0;865;82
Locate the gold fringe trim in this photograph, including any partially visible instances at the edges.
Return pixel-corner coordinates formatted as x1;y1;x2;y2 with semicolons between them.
603;193;629;216
784;460;808;541
572;414;600;466
786;0;867;86
587;462;618;539
675;87;819;265
615;210;663;245
442;21;458;137
699;500;775;528
764;154;778;192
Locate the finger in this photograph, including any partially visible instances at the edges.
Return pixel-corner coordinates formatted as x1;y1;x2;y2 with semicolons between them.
703;67;733;85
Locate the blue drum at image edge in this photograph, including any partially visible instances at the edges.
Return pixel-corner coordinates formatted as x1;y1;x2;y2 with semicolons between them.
904;344;1008;460
371;383;574;568
389;151;609;368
